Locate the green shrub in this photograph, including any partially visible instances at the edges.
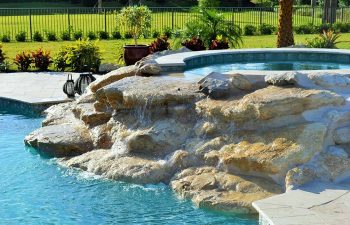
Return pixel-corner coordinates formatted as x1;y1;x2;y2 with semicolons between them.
244;25;257;36
15;31;26;42
259;23;276;35
54;39;101;72
180;8;242;48
112;29;122;39
32;48;52;71
1;34;10;43
0;61;10;72
98;31;109;39
73;30;83;40
124;31;133;39
163;26;173;38
294;24;317;34
333;22;350;33
14;51;32;71
33;31;44;42
0;43;5;63
87;31;97;40
46;31;57;41
53;49;67;72
152;30;160;38
61;30;71;41
307;30;341;48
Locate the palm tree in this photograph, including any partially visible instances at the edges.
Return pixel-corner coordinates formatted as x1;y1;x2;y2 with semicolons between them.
277;0;295;47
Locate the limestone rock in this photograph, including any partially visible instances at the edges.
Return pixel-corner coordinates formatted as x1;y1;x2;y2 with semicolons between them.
98;63;119;74
285;146;350;189
138;63;162;76
198;72;252;99
219;123;327;180
171;167;282;213
333;126;350;144
307;73;350;91
42;102;77;126
24;124;94;157
89;65;137;93
96;76;203;110
196;86;344;123
265;72;297;86
72;103;111;127
285;167;317;190
58;149;170;184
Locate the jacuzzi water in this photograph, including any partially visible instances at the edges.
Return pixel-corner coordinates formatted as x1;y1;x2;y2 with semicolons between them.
0;110;258;224
185;61;350;77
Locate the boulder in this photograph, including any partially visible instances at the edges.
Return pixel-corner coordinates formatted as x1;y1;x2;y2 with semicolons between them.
171;167;282;213
285;146;350;190
89;65;137;93
42;102;77;126
95;76;203;110
98;63;119;74
72;103;111;127
24;124;94;157
196;86;345;123
333;126;350;144
307;72;350;91
218;123;327;180
198;72;252;99
58;149;171;184
138;63;162;76
265;72;298;86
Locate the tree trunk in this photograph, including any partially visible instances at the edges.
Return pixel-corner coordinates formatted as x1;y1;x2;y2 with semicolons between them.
277;0;295;47
323;0;330;23
329;0;337;24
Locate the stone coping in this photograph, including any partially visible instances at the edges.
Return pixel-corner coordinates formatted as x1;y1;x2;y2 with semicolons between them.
253;181;350;225
155;48;350;72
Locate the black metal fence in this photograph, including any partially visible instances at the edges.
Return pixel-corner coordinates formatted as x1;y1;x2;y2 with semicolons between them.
0;7;350;40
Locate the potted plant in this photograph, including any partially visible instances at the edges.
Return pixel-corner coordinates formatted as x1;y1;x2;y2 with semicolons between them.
118;6;152;65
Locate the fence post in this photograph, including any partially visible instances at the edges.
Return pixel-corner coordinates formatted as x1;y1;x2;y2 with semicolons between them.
67;9;71;35
171;9;174;31
259;7;262;25
104;9;107;32
29;9;33;41
341;7;344;22
312;6;315;25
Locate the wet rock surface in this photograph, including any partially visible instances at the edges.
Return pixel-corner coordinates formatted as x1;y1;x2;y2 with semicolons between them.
24;68;350;214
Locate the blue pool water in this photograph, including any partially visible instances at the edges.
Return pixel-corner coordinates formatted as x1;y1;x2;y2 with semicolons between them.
0;110;258;224
185;61;350;77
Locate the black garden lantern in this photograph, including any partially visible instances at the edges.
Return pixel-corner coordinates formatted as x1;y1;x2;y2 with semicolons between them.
63;73;75;98
74;67;96;95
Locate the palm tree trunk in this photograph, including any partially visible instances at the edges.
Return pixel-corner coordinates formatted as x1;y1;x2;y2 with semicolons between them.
277;0;295;47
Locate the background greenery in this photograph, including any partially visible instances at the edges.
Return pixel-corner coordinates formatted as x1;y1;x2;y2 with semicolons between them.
2;33;350;71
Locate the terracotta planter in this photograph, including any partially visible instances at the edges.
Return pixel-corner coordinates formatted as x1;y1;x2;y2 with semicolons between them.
123;45;150;66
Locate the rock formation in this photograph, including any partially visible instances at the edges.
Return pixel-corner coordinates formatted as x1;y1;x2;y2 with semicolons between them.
24;67;350;214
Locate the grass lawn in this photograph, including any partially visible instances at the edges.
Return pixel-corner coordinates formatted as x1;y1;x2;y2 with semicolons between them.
2;33;350;71
0;8;329;41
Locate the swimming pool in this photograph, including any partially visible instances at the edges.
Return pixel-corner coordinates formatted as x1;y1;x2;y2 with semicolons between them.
184;61;350;77
0;108;257;224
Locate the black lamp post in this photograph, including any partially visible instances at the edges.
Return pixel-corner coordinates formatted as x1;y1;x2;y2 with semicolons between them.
63;73;75;98
74;66;96;95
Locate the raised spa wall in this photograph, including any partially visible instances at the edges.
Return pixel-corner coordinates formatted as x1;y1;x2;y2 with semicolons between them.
156;48;350;72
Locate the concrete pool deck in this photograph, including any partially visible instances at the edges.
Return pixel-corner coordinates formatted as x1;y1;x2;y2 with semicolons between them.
253;181;350;225
0;72;85;105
